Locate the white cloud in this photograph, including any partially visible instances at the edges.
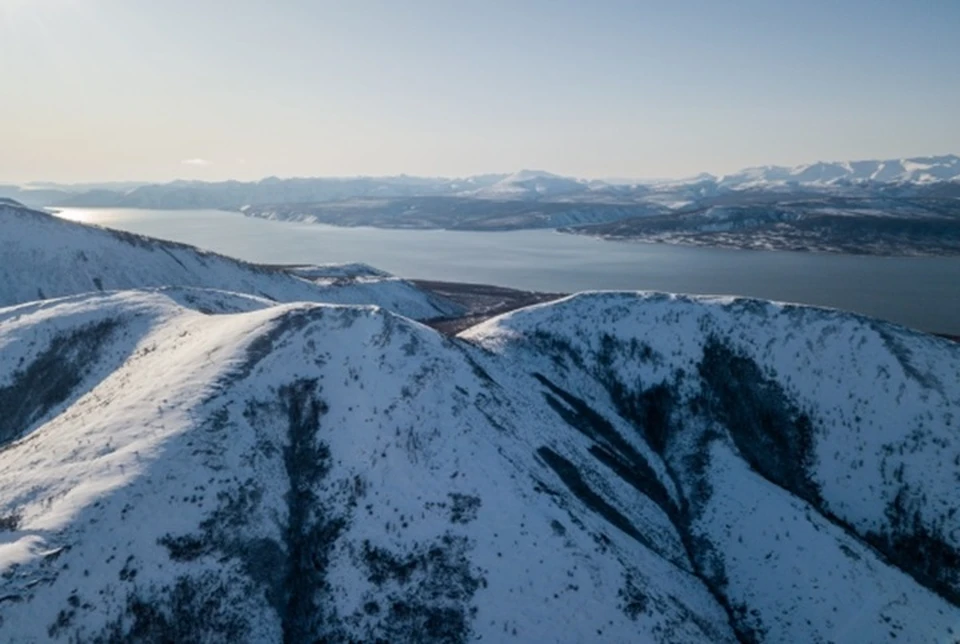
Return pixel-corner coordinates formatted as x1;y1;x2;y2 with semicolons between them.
181;158;211;166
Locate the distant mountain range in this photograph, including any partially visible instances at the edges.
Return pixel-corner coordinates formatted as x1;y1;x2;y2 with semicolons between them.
4;155;960;256
4;155;959;210
717;154;960;188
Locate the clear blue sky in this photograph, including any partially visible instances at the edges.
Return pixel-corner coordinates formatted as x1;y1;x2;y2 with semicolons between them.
1;0;958;182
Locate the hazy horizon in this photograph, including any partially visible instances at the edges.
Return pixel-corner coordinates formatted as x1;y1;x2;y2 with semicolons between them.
6;151;960;189
3;0;959;184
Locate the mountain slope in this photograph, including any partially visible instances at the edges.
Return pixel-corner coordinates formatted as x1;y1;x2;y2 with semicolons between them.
463;293;960;641
0;201;461;320
0;291;733;643
0;288;957;642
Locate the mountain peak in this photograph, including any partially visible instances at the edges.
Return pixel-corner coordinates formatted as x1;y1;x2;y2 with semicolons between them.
505;169;566;181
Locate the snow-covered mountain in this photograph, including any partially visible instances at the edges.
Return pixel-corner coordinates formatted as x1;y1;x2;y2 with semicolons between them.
468;170;593;200
0;283;957;641
718;155;960;188
0;200;461;321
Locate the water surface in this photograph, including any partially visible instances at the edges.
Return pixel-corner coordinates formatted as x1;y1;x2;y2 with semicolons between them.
55;208;960;334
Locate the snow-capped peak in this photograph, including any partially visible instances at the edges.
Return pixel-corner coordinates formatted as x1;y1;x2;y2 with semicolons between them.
717;154;960;188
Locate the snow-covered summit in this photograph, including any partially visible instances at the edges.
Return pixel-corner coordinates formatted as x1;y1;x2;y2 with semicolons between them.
718;154;960;188
469;169;591;199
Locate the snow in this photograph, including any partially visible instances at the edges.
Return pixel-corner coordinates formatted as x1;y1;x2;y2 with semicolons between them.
463;291;960;641
0;291;733;642
698;439;954;643
468;170;591;200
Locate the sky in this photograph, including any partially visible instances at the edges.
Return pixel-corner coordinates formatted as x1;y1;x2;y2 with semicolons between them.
1;0;959;183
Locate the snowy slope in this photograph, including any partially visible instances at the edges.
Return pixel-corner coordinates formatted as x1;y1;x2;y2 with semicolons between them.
0;286;957;642
0;201;461;320
464;293;960;642
0;291;733;643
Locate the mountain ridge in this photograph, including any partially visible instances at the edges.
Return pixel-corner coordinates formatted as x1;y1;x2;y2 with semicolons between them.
717;154;960;188
0;285;957;641
5;155;960;211
0;200;461;320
